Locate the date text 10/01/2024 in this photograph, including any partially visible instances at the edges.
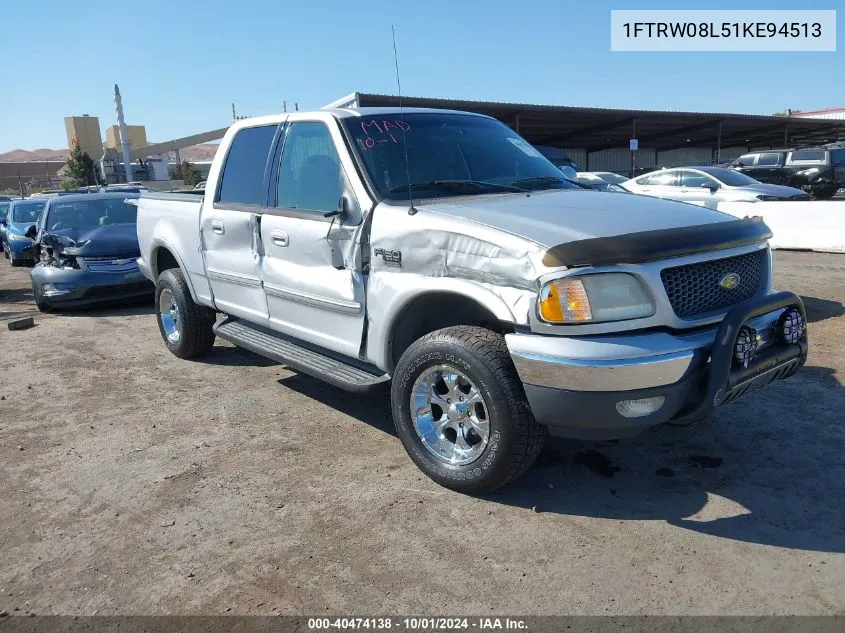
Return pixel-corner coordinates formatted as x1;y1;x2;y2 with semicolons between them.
308;618;528;630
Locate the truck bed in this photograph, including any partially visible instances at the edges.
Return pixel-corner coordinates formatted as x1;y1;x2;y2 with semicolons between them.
136;192;212;305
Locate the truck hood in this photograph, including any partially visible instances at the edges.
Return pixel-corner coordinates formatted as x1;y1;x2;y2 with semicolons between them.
49;223;141;257
416;189;734;248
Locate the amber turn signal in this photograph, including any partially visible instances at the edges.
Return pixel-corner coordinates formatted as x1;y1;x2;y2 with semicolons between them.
538;278;593;323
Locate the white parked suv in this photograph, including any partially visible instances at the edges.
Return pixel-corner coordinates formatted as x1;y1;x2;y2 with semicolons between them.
136;108;808;492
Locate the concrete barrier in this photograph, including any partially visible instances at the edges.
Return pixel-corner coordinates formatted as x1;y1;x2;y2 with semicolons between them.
715;200;845;254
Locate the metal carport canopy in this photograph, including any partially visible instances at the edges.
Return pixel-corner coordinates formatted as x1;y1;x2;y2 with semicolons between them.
334;92;842;152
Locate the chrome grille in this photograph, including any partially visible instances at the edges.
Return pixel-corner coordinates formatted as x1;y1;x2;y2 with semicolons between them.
660;249;767;318
80;254;140;273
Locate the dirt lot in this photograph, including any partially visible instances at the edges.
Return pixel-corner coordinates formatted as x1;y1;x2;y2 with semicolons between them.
0;251;843;616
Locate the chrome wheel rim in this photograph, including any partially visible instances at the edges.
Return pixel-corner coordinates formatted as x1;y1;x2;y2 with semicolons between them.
158;288;181;344
410;365;490;465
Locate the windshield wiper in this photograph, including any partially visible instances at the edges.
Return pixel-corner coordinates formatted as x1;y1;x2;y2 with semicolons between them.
510;176;567;189
389;179;527;194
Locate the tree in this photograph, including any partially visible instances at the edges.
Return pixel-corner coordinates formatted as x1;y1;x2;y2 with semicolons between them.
65;141;96;186
173;159;203;186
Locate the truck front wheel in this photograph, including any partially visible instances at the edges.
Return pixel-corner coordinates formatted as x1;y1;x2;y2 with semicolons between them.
391;326;546;493
155;268;216;359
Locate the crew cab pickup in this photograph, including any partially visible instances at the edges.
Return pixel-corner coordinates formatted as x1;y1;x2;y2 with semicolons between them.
731;147;845;199
137;108;808;493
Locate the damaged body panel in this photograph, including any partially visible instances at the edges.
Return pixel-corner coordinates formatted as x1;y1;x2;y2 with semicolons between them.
136;106;807;491
30;193;153;309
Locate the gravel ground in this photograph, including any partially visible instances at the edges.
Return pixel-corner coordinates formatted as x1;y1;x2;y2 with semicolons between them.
0;251;843;616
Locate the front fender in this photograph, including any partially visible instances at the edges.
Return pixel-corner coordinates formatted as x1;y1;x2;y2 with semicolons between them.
364;271;536;370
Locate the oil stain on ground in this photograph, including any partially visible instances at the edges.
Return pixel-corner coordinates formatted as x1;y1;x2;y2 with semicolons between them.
573;449;621;478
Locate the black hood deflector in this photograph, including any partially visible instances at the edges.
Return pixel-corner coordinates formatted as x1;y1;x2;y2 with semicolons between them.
542;217;773;268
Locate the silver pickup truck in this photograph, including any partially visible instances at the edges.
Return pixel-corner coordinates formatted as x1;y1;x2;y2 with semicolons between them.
136;107;808;493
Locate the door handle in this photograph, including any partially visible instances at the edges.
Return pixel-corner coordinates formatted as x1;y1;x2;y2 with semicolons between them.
271;230;289;247
210;219;225;235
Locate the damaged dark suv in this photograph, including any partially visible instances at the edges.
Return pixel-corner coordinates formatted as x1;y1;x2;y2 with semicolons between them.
28;192;153;311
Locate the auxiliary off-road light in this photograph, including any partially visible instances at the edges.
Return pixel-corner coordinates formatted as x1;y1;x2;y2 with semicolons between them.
615;396;665;418
779;308;805;345
734;326;760;368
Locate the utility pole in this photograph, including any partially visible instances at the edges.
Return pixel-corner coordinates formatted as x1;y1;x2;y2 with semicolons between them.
282;101;287;113
232;103;237;122
18;171;24;198
114;84;133;183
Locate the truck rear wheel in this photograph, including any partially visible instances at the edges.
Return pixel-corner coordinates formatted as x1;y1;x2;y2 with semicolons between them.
391;326;545;494
155;268;216;359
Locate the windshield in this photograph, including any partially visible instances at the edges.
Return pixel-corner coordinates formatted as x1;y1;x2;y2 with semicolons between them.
45;197;138;232
11;201;45;223
342;113;580;201
705;168;758;187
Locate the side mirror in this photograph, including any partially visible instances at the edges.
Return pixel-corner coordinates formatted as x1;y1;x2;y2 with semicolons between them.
701;182;720;190
25;225;38;239
324;196;347;219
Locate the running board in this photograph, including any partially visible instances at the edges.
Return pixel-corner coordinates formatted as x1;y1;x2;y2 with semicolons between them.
213;317;390;392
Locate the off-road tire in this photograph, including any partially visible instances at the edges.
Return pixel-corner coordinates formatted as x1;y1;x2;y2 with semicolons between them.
391;326;546;494
155;268;216;359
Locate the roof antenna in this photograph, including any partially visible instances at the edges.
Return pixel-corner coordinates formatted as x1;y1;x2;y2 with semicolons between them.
392;25;416;216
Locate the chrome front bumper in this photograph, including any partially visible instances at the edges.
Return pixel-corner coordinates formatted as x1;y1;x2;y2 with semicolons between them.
506;293;806;438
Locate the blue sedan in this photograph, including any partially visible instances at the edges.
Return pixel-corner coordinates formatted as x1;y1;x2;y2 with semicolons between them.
3;199;46;266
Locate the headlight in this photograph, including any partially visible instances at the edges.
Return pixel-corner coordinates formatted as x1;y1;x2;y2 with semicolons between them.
538;273;655;324
8;233;32;242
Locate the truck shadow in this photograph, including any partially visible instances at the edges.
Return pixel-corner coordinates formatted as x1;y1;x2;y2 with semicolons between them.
488;364;845;554
188;342;844;554
801;295;844;323
277;373;396;437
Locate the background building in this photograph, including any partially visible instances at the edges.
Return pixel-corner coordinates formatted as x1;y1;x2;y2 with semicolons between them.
63;115;103;159
104;124;147;152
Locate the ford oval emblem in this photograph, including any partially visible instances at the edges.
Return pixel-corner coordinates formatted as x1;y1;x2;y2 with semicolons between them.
720;272;741;290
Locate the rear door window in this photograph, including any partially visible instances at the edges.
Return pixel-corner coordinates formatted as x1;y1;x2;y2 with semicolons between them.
648;171;679;186
217;125;278;205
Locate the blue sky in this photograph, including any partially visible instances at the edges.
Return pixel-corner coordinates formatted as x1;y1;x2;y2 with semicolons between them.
0;0;841;151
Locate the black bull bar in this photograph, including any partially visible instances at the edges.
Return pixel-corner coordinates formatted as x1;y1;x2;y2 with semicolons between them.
672;291;808;425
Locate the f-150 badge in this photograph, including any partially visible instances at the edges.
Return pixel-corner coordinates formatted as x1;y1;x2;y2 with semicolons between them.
374;248;402;268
